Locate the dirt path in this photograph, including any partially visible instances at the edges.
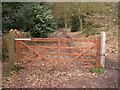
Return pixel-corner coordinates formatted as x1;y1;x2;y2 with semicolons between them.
2;27;118;88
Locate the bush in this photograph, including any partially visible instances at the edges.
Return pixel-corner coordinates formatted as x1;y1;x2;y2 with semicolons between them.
71;16;80;32
90;66;106;75
2;2;56;38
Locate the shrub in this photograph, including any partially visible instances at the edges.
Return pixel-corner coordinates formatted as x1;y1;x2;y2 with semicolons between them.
71;16;80;32
2;2;56;38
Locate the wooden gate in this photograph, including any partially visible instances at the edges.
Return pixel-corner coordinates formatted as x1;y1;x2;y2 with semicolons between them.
14;31;100;68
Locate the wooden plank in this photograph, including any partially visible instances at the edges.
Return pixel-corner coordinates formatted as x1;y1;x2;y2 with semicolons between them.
61;38;97;43
15;37;98;42
63;65;96;68
15;38;31;40
60;47;97;49
20;64;96;68
30;46;58;49
75;59;96;62
20;52;97;56
20;58;96;62
27;46;97;49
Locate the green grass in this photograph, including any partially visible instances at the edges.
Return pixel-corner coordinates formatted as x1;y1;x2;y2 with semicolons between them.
90;66;106;75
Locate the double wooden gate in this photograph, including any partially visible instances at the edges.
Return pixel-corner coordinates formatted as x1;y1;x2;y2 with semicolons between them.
14;31;100;68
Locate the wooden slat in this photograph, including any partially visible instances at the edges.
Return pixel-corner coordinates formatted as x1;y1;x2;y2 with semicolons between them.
20;52;97;56
62;65;96;68
30;46;58;49
75;59;96;62
26;46;97;49
62;59;96;62
20;64;96;68
60;47;97;49
20;58;96;62
15;38;98;42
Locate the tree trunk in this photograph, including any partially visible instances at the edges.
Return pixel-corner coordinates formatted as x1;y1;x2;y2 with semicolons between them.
64;19;67;28
79;16;83;30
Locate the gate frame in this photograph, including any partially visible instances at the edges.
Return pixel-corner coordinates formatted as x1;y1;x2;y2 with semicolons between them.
8;30;106;70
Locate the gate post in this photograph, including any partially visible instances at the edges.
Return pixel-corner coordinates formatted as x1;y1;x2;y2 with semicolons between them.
8;29;15;70
100;32;106;67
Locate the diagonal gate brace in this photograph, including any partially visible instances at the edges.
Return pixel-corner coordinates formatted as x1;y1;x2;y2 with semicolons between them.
63;46;96;67
19;41;45;60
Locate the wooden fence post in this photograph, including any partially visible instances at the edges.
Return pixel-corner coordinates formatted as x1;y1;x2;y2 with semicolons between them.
100;32;106;67
9;29;15;70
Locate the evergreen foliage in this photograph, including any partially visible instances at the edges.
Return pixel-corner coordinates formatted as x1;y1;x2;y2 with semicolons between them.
2;2;56;38
71;16;80;32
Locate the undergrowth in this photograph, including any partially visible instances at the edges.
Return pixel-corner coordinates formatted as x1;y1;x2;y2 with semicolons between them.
93;24;104;28
90;66;106;75
83;28;100;37
12;65;25;72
